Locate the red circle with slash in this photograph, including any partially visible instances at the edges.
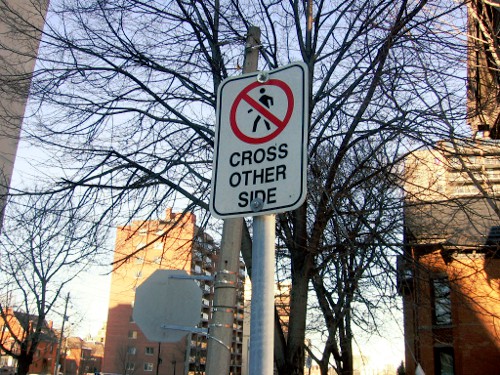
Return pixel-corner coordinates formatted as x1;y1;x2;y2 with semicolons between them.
230;79;294;144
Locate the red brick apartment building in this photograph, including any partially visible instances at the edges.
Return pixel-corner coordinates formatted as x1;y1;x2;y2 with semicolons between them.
102;209;245;375
401;141;500;375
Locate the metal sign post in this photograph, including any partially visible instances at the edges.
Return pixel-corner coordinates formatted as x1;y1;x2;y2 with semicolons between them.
249;214;275;375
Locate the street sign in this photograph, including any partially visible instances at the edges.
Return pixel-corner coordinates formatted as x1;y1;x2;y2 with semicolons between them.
133;269;202;342
210;62;309;218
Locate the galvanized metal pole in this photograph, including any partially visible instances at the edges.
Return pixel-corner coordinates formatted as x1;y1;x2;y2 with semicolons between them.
205;26;261;375
249;214;275;375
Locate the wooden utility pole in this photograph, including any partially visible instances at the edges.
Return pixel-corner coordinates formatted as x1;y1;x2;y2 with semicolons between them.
205;26;261;375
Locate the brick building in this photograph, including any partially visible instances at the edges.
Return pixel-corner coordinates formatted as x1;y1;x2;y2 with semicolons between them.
0;308;58;374
400;141;500;374
62;337;103;375
102;209;245;375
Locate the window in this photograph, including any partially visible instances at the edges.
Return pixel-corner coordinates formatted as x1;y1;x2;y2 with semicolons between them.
466;155;477;164
145;346;154;355
485;156;500;166
432;278;452;325
126;362;135;371
128;330;138;339
449;156;461;169
127;347;136;355
434;347;454;375
453;184;477;196
487;169;500;180
486;226;500;245
144;363;154;372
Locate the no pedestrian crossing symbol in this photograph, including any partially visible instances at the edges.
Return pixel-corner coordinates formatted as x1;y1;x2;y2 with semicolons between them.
210;62;309;219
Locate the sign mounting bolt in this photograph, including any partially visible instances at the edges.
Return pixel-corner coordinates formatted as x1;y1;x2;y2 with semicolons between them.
250;198;264;212
257;72;269;83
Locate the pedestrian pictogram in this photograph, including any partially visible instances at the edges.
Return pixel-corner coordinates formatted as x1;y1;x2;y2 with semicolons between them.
251;88;273;132
230;79;294;145
210;62;309;219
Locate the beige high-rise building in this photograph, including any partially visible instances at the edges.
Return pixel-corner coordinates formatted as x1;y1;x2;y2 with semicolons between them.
0;0;48;227
102;209;245;375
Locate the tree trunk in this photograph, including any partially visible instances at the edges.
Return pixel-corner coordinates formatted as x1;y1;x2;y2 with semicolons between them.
17;350;34;375
280;204;312;375
284;268;309;375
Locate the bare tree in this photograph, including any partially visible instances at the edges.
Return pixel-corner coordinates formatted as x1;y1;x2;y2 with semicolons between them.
0;193;105;375
0;1;474;374
279;135;405;374
114;344;137;375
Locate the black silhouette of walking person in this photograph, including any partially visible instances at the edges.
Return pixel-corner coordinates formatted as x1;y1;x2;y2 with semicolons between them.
249;88;274;132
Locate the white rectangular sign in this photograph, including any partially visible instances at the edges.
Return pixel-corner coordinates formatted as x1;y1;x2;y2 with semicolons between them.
210;62;309;219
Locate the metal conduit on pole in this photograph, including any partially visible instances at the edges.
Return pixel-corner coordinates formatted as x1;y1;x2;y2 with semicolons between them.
205;25;261;375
